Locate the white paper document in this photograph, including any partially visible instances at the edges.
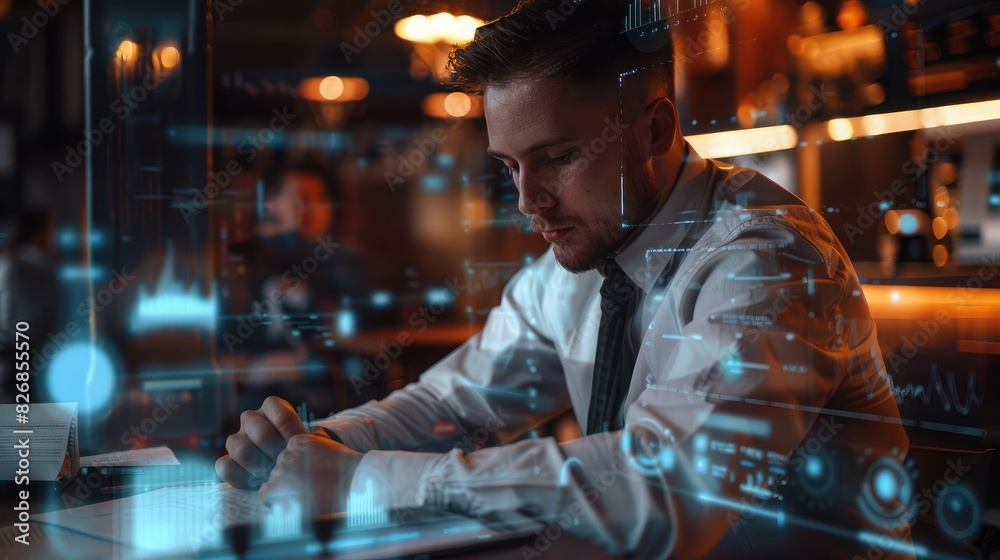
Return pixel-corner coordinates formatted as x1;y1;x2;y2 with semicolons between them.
80;446;180;468
0;402;77;482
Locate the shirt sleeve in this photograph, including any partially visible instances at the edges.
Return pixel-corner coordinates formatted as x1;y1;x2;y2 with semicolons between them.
341;208;912;559
311;260;573;454
620;208;912;556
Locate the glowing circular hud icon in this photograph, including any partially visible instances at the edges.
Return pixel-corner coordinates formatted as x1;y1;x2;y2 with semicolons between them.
47;341;119;415
857;458;913;530
797;450;837;498
935;484;981;542
622;417;676;476
873;468;900;503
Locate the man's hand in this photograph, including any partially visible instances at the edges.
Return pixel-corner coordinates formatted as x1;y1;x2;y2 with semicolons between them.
216;396;308;489
259;432;364;515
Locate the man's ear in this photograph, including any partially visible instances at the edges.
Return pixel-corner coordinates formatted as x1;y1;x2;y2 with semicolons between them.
646;97;677;158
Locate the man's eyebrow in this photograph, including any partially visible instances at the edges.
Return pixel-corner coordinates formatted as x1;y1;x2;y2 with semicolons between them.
487;137;582;160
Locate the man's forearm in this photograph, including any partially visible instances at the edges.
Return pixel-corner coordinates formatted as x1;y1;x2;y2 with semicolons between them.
347;432;684;559
312;328;570;454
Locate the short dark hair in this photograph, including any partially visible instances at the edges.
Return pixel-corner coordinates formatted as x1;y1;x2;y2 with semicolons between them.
449;0;674;99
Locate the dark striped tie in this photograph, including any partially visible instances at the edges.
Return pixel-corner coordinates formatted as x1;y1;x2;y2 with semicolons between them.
586;259;638;435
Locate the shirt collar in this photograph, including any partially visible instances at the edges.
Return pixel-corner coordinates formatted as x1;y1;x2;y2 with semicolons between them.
615;142;711;293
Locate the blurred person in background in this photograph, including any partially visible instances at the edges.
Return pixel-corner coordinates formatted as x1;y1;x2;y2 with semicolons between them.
0;209;60;403
227;161;369;404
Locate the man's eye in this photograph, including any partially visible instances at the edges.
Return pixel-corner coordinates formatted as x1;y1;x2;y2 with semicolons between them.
549;150;578;164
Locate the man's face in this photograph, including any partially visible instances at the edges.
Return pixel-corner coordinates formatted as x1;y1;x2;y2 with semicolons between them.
261;171;333;238
262;178;303;237
484;77;654;273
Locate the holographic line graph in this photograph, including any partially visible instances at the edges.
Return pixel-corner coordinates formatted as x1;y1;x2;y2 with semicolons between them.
888;363;984;416
624;0;727;31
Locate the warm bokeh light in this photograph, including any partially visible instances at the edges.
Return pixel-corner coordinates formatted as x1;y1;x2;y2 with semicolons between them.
319;76;345;100
836;0;867;31
933;190;950;209
346;78;370;101
861;114;886;137
394;12;485;45
773;73;790;94
787;34;804;56
932;217;948;240
826;99;1000;142
687;125;798;159
885;211;900;235
944;208;960;230
827;119;855;141
158;45;180;69
299;76;369;103
422;92;483;119
443;92;472;118
396;15;429;42
865;285;1000;320
116;40;138;63
936;162;958;185
932;244;949;267
801;2;825;32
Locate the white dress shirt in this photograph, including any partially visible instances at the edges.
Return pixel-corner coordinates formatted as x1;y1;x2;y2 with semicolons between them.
314;145;912;558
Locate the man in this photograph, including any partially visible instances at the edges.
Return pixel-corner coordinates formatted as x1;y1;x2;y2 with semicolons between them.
217;1;912;557
225;161;371;400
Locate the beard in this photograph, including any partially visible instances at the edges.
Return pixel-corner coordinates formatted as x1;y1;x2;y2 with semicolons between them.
543;138;659;274
547;214;622;274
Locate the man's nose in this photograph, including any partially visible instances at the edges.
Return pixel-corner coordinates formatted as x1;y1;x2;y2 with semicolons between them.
517;175;556;216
